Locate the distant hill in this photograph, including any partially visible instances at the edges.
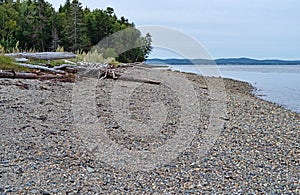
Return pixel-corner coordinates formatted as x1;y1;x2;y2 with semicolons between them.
146;57;300;65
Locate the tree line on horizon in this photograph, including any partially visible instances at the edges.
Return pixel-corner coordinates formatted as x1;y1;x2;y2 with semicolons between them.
0;0;152;62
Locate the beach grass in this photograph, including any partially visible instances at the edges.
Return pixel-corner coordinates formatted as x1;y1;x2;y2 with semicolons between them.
74;50;118;65
0;55;30;72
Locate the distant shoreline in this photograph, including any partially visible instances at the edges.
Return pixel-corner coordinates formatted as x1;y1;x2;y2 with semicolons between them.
146;57;300;65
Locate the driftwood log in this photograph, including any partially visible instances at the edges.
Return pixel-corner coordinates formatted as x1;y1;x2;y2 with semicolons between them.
0;71;38;79
1;52;78;82
0;67;160;84
5;52;76;60
53;64;80;73
77;67;160;85
0;71;76;82
1;53;161;84
119;77;161;85
53;64;77;70
17;63;65;74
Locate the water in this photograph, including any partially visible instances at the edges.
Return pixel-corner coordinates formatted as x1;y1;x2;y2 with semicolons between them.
168;65;300;114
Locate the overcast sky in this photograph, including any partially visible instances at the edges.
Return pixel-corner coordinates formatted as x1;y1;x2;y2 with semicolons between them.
49;0;299;59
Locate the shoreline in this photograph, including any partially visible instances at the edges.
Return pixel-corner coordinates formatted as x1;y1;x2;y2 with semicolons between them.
0;66;299;193
163;64;300;115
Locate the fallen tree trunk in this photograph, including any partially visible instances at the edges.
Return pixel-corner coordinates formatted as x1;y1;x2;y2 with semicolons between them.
0;71;76;82
5;52;76;60
119;77;161;85
53;64;80;73
0;71;38;79
53;64;77;70
79;67;161;85
18;63;65;74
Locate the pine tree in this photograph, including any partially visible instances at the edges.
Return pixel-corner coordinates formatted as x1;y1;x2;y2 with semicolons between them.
62;0;89;51
51;12;60;51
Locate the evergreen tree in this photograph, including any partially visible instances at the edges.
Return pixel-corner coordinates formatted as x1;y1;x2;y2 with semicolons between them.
0;0;152;61
0;0;20;50
50;11;60;51
61;0;89;51
34;0;54;51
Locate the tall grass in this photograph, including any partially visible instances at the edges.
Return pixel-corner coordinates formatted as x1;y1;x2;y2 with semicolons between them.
56;45;65;52
75;50;117;65
0;55;30;71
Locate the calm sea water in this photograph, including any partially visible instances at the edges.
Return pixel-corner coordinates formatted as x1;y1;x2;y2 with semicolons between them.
168;65;300;114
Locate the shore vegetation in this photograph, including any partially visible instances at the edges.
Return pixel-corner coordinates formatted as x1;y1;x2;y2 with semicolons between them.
0;0;152;63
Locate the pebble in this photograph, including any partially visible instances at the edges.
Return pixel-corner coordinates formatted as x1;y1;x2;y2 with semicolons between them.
0;69;299;194
1;160;9;164
87;166;95;173
41;191;51;195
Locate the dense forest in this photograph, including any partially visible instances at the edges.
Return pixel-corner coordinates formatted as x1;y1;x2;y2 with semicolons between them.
0;0;152;62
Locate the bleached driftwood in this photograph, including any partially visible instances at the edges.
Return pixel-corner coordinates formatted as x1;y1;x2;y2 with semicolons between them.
99;68;118;80
17;63;65;74
53;64;77;70
15;58;29;62
53;64;82;73
80;66;161;85
5;52;76;60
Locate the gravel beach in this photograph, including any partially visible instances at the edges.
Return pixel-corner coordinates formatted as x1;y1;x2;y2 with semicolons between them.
0;66;299;194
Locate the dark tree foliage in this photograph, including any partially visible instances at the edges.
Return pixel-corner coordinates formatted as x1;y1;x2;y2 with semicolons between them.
0;0;152;62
